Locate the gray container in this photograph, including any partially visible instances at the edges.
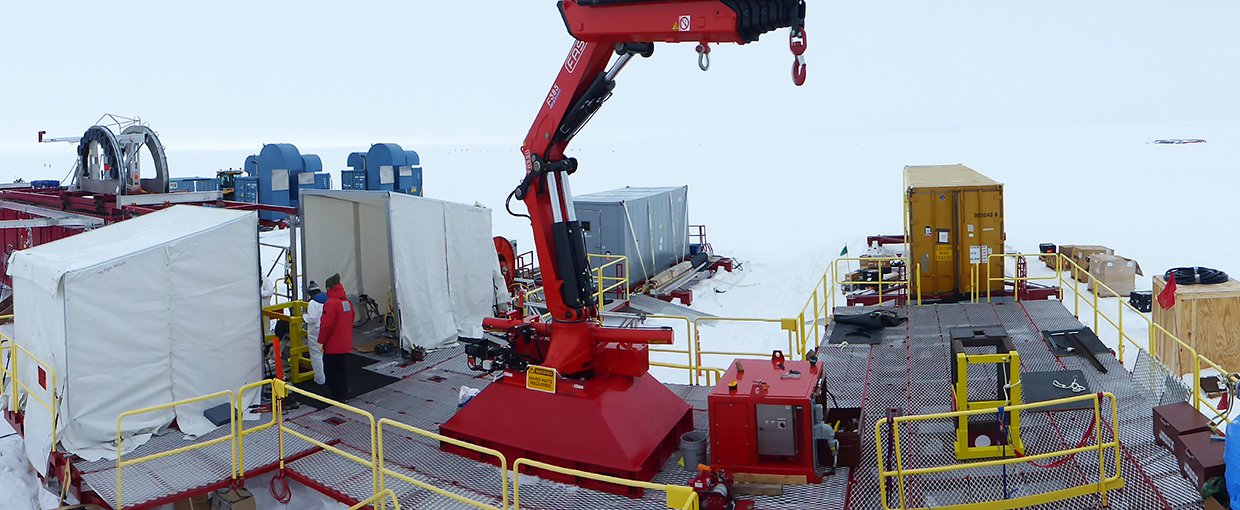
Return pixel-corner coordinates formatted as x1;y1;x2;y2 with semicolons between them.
572;186;689;286
680;430;708;471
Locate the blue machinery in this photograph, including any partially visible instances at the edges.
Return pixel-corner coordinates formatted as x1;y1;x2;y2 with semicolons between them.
343;143;423;195
238;144;331;221
166;143;424;221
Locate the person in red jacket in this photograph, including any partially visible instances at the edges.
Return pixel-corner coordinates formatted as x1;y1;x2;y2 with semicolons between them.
317;273;355;400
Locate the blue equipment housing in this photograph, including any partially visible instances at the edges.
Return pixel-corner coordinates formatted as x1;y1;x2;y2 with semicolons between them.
243;143;322;221
344;143;422;195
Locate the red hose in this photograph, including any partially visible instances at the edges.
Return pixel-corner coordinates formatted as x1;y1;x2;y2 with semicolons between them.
1014;413;1097;469
270;472;292;504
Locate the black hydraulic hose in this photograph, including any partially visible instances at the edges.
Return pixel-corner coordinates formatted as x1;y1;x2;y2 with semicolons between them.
1164;267;1229;285
506;188;531;221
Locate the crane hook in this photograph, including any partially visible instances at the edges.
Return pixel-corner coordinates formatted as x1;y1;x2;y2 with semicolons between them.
790;28;807;86
696;43;711;71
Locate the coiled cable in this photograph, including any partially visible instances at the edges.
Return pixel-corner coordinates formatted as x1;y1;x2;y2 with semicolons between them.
1164;267;1229;285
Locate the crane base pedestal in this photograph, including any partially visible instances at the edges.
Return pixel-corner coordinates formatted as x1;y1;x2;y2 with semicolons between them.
440;371;693;496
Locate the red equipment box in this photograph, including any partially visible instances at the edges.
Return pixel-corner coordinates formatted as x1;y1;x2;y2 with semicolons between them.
708;352;826;483
1153;402;1212;460
1177;431;1225;491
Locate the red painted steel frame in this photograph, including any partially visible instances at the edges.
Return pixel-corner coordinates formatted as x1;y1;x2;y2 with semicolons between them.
520;0;802;374
458;0;804;493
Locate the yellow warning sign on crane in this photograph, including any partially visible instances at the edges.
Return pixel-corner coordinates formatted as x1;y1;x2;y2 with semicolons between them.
526;365;557;394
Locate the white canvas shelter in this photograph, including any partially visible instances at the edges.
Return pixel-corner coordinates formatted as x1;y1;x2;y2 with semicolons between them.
5;205;263;473
300;190;504;351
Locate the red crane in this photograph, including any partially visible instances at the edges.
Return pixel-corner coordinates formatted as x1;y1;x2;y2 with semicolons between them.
444;0;807;489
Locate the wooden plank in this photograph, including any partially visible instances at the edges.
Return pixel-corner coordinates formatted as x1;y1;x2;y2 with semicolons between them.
733;473;808;485
733;483;784;496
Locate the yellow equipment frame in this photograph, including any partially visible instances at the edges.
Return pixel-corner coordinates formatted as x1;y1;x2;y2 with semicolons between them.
262;301;313;384
952;334;1023;460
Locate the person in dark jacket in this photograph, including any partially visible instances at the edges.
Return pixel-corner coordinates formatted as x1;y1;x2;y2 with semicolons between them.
317;274;355;400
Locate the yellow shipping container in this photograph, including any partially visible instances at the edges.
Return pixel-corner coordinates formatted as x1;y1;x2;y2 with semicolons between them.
905;164;1005;298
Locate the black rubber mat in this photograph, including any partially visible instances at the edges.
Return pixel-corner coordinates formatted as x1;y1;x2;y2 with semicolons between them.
292;353;399;409
827;324;884;345
1022;370;1094;412
1041;328;1111;356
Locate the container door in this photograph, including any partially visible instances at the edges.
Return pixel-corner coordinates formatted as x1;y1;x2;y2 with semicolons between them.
956;188;1004;296
909;189;957;297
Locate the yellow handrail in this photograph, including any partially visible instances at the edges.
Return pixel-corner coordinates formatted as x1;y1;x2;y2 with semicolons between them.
277;381;382;504
588;254;630;312
982;253;1060;303
512;457;699;510
833;257;912;306
644;315;696;384
649;361;726;386
876;391;1123;510
234;380;280;480
378;418;508;510
693;316;797;363
115;390;237;509
349;489;401;510
2;334;59;451
1048;253;1227;421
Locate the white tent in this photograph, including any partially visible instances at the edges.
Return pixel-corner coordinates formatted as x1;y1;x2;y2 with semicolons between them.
6;205;262;473
300;191;504;351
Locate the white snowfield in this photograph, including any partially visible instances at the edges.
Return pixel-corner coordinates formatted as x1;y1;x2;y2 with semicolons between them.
2;0;1238;508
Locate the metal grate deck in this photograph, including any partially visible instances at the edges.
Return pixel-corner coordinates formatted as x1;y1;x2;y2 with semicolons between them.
80;299;1204;509
830;300;1201;510
75;411;327;508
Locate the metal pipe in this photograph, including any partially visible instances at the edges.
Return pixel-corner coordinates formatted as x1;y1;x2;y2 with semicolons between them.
604;53;635;82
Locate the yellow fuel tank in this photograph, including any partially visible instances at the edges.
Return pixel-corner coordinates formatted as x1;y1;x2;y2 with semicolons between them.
905;164;1005;298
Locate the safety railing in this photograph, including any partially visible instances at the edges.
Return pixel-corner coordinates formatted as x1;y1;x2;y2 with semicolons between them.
277;380;382;504
981;252;1233;425
981;253;1061;303
833;257;912;307
644;314;699;385
512;457;699;510
515;250;538;280
234;380;280;480
793;257;917;360
349;489;401;510
522;255;630;317
115;390;237;509
378;418;509;510
123;375;703;509
797;264;834;359
1;328;59;449
692;316;800;371
587;254;630;311
876;391;1123;510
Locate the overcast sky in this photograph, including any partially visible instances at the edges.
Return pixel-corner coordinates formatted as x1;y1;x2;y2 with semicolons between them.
1;0;1237;168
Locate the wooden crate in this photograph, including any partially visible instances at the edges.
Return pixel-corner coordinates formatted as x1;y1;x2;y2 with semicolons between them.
1153;275;1240;376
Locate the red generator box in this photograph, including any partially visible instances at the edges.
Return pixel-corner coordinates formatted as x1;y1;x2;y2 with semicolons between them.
708;352;827;483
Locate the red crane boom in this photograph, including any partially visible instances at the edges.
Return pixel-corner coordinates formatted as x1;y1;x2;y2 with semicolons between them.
446;1;807;489
499;0;807;375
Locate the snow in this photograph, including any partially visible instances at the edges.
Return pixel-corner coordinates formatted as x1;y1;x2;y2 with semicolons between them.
0;420;57;510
